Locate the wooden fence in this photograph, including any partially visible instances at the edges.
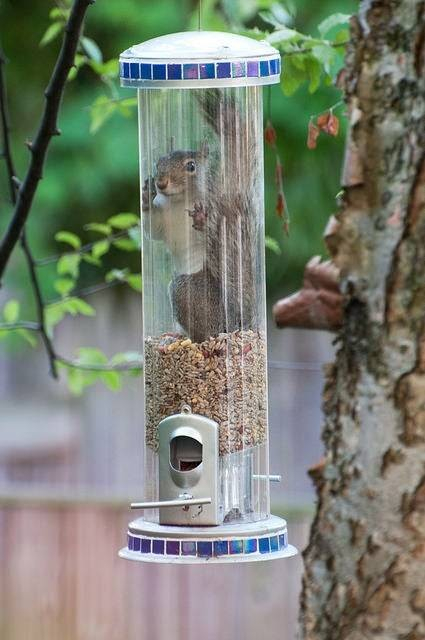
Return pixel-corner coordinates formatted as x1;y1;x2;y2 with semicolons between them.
0;502;309;640
0;292;332;639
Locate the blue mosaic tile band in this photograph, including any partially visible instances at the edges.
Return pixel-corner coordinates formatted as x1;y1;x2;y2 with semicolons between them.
120;57;280;83
126;530;288;559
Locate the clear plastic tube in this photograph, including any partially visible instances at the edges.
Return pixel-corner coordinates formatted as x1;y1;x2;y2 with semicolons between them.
139;86;269;523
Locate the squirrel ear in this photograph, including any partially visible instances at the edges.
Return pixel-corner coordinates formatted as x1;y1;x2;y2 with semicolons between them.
200;140;209;158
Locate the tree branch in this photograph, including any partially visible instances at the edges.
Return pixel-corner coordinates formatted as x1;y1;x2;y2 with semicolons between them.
273;256;343;331
0;40;61;378
0;46;17;203
20;231;58;377
0;0;94;280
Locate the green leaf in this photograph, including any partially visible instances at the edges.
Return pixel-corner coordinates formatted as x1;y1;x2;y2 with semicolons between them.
105;268;141;291
110;351;143;366
265;236;282;255
46;298;96;332
290;54;306;71
110;351;142;376
318;13;351;38
107;213;139;229
49;7;65;19
105;268;128;283
84;222;112;235
63;298;96;317
55;230;81;250
54;278;75;297
117;98;138;118
3;299;19;323
257;0;280;7
89;59;119;78
82;254;102;267
89;95;117;135
280;56;306;95
40;22;62;47
100;370;122;391
81;36;103;63
311;44;338;75
334;28;350;45
45;305;66;336
57;253;81;279
305;54;322;93
113;238;138;252
260;1;295;27
126;274;142;292
77;347;108;365
266;26;302;45
92;239;110;260
128;226;141;249
17;329;38;347
67;54;87;81
68;67;79;82
66;367;86;395
222;0;257;24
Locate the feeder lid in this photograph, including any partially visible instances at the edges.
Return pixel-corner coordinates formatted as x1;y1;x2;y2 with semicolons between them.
120;31;281;89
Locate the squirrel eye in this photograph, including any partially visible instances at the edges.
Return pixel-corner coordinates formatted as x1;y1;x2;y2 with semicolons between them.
185;160;196;173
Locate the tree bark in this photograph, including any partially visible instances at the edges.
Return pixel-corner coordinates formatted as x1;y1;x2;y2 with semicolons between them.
301;2;425;639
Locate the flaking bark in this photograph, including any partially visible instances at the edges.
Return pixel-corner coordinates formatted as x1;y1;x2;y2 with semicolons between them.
301;2;425;639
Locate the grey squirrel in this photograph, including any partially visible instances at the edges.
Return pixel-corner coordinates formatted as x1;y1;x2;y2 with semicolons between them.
142;89;260;344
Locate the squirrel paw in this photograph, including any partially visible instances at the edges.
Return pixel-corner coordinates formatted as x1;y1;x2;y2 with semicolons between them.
142;177;156;211
187;202;207;231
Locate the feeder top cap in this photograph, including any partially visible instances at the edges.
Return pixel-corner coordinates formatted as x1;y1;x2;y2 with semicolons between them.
119;30;281;89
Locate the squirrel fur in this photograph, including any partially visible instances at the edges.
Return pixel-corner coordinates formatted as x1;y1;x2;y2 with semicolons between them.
142;89;260;343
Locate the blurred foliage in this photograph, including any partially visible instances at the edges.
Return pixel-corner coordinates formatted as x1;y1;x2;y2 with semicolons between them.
0;0;357;391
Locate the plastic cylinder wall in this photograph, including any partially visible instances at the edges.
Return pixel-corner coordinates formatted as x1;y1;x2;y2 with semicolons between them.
139;86;270;524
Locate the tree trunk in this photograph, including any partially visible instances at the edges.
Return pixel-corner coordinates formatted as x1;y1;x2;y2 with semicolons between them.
300;2;425;639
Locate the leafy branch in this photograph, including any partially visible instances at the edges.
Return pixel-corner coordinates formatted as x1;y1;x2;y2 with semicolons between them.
0;43;59;376
0;1;143;393
0;0;94;279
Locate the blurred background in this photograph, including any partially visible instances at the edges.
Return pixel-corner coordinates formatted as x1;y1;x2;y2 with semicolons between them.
0;1;355;638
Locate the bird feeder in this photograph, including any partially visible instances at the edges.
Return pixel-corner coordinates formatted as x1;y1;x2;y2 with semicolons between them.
118;30;297;563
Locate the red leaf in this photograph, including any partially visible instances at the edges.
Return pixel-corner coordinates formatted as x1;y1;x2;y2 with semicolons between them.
276;192;285;218
264;120;277;146
307;121;320;149
317;112;340;136
275;160;283;184
317;113;329;131
327;113;340;136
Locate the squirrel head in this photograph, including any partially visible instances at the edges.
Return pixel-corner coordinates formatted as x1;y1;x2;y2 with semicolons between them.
155;141;209;199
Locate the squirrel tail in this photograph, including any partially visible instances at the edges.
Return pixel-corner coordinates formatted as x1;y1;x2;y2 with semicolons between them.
196;88;264;336
196;88;260;196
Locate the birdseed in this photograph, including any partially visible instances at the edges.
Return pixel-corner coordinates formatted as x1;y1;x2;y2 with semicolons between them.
144;329;268;455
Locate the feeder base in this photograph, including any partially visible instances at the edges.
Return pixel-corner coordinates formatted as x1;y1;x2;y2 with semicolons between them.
119;514;297;564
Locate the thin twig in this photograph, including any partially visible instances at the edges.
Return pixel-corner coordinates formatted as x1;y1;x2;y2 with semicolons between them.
0;41;59;378
56;355;143;372
0;45;16;203
309;100;345;121
46;278;123;306
0;321;40;332
0;0;94;280
279;40;349;56
21;231;58;377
